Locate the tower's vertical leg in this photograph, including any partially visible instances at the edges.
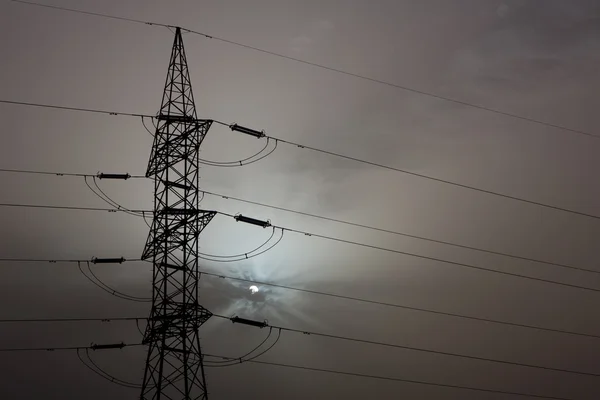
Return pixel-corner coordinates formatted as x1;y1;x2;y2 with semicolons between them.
141;27;214;400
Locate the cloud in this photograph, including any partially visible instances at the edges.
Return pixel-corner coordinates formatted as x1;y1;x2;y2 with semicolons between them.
289;18;335;53
496;3;509;18
450;0;600;86
314;19;334;31
290;35;312;53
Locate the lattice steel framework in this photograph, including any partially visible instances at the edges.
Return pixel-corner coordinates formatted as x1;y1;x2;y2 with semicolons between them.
141;27;214;400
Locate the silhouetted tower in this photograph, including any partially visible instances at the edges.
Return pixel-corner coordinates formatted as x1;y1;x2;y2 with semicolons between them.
141;27;215;400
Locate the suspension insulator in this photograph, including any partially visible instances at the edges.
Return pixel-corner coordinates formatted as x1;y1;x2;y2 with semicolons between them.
229;124;265;138
156;114;195;123
231;316;268;328
234;214;271;228
164;180;192;190
92;257;126;264
161;207;199;216
90;342;126;350
97;173;131;180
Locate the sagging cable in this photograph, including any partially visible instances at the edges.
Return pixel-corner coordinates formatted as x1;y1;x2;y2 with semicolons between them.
78;261;151;303
198;228;284;263
199;137;278;167
77;348;141;389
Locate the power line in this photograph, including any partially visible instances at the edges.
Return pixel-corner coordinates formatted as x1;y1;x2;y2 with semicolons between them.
1;165;596;276
0;258;84;263
226;217;600;294
5;3;597;396
0;99;148;118
0;168;89;177
9;312;596;379
3;311;598;379
204;326;278;367
10;0;172;27
84;176;151;226
201;189;600;275
1;256;596;339
77;347;142;389
0;202;151;214
0;342;142;352
206;327;283;369
10;0;599;142
200;271;600;340
77;260;151;303
260;322;600;379
203;354;575;400
0;317;145;323
0;337;577;399
0;258;142;263
273;224;600;293
2;201;598;293
0;168;152;225
0;168;146;179
222;314;600;378
3;98;600;221
263;135;600;221
195;46;599;143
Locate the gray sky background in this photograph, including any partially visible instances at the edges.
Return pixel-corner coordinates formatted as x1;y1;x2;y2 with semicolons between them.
1;0;600;399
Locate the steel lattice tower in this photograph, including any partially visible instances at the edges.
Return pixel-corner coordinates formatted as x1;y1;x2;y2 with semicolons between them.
140;27;215;400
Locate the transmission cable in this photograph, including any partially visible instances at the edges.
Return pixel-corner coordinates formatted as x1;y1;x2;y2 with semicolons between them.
2;257;597;340
0;166;595;276
203;353;574;400
84;176;152;228
205;327;282;368
0;99;148;118
201;188;600;275
84;176;145;219
138;116;278;167
198;137;278;167
198;226;282;261
0;257;142;263
0;202;151;214
0;314;149;339
219;313;600;378
0;258;85;263
0;342;142;352
0;168;146;179
2;199;598;293
135;318;146;337
275;223;600;293
198;228;284;263
0;168;88;177
0;316;145;323
77;261;150;302
9;0;599;142
259;321;600;379
199;271;600;340
77;348;141;389
204;327;274;365
141;116;156;137
2;97;599;220
11;258;146;305
3;311;597;381
264;134;600;220
199;227;276;259
216;211;600;294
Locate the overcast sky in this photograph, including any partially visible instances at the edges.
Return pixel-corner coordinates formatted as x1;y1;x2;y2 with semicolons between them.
1;0;600;399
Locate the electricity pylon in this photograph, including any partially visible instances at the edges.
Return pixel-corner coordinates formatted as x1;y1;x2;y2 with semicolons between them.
140;27;215;400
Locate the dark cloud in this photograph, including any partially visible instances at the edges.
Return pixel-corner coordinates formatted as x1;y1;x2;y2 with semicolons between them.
1;1;599;399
